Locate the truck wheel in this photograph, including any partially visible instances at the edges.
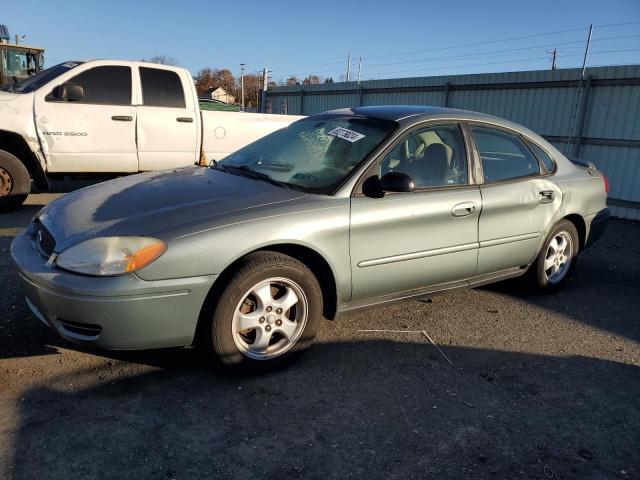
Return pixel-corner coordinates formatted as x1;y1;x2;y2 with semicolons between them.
201;251;323;373
0;150;30;212
529;219;579;292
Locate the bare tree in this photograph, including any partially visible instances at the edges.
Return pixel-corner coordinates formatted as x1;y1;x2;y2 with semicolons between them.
195;68;236;98
142;55;179;66
303;75;322;85
239;73;262;108
286;76;301;86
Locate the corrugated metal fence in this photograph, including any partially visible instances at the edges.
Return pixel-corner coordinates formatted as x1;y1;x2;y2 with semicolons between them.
265;65;640;220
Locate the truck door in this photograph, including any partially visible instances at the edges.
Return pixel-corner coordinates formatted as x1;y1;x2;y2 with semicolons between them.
34;65;138;172
136;66;199;170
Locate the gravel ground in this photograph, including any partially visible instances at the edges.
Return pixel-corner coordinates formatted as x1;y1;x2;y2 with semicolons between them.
1;193;639;480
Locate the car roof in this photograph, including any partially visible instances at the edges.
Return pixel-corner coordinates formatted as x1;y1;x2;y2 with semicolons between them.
325;104;515;125
323;104;543;139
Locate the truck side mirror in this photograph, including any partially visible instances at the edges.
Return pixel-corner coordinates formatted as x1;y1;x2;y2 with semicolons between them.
379;172;415;193
55;83;85;101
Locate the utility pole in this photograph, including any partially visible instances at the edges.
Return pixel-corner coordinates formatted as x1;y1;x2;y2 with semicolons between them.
581;24;593;77
240;63;246;110
357;57;362;84
547;49;559;70
346;52;351;82
566;24;594;155
260;67;269;113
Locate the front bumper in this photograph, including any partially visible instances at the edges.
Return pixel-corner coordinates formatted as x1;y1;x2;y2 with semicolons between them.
585;208;610;250
11;231;217;350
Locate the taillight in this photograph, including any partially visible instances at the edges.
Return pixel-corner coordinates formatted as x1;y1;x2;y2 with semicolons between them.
603;175;610;195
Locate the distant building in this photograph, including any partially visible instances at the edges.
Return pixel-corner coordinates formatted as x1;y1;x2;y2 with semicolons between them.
203;87;236;104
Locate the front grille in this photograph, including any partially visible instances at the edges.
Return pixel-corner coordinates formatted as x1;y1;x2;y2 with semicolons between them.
33;220;56;257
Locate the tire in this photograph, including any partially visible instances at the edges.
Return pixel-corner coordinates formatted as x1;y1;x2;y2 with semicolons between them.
0;150;30;212
201;251;323;373
529;219;579;292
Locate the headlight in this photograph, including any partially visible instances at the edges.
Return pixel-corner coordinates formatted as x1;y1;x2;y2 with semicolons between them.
56;237;167;276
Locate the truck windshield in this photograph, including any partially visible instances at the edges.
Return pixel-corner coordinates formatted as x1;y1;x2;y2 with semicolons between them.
3;61;83;93
218;115;397;194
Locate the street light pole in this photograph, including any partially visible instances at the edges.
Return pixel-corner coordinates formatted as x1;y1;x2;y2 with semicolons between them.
240;63;246;110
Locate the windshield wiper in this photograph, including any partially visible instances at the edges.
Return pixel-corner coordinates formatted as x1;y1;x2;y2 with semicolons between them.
214;164;290;189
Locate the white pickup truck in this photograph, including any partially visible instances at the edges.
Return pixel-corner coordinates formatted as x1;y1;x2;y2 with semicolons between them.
0;59;300;211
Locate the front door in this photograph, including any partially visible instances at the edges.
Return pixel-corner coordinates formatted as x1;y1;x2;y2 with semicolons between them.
468;124;562;275
136;66;198;171
350;123;481;302
34;65;138;173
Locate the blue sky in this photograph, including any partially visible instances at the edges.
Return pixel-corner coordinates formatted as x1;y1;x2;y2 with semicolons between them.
3;0;639;82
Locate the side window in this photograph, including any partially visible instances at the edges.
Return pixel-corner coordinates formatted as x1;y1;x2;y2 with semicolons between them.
528;142;556;174
379;124;468;188
471;125;541;182
59;66;131;105
139;67;186;108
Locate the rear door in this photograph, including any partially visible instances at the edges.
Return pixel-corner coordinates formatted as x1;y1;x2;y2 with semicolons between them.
136;66;199;170
350;122;481;302
468;124;562;275
34;64;138;172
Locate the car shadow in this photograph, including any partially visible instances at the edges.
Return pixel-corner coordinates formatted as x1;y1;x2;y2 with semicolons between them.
3;340;639;479
480;220;640;343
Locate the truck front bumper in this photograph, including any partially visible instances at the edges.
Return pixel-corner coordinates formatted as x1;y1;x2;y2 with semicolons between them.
11;231;216;350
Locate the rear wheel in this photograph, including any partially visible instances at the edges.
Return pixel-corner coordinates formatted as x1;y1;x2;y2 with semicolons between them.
202;251;323;372
0;150;30;212
529;219;579;292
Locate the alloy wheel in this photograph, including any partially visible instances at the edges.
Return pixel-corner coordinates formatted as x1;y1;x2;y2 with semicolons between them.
544;231;573;284
231;277;308;360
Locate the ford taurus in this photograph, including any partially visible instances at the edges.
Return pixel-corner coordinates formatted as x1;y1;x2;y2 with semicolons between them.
11;106;610;371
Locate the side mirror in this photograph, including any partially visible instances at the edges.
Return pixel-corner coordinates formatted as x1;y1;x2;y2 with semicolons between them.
379;172;415;193
55;83;84;101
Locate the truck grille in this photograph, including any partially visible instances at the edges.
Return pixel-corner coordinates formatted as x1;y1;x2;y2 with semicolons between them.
33;220;56;257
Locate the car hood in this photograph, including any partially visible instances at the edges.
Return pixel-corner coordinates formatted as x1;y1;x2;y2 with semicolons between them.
38;166;308;252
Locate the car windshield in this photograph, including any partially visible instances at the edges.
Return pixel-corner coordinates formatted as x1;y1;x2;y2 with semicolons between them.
3;61;83;93
218;115;397;194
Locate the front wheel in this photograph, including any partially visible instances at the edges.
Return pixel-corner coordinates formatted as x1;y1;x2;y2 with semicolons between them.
202;251;323;373
529;219;579;292
0;150;30;212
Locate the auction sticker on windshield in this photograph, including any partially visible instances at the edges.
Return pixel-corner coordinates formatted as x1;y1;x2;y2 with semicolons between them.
327;127;365;143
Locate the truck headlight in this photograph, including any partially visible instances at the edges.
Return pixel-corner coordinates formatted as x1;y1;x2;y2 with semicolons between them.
56;237;167;276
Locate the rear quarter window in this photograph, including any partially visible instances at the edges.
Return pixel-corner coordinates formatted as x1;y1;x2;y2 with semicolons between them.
528;142;557;174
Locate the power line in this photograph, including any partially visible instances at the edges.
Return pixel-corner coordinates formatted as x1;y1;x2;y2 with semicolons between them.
362;20;640;62
269;21;640;82
356;33;640;70
363;26;590;61
277;29;640;78
361;48;640;79
278;38;639;79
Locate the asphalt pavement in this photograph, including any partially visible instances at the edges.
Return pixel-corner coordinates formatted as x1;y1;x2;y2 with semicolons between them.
1;193;639;479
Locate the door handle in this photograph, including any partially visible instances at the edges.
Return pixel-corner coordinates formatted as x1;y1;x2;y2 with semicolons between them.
177;117;194;123
539;190;554;203
111;115;133;121
451;201;477;217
